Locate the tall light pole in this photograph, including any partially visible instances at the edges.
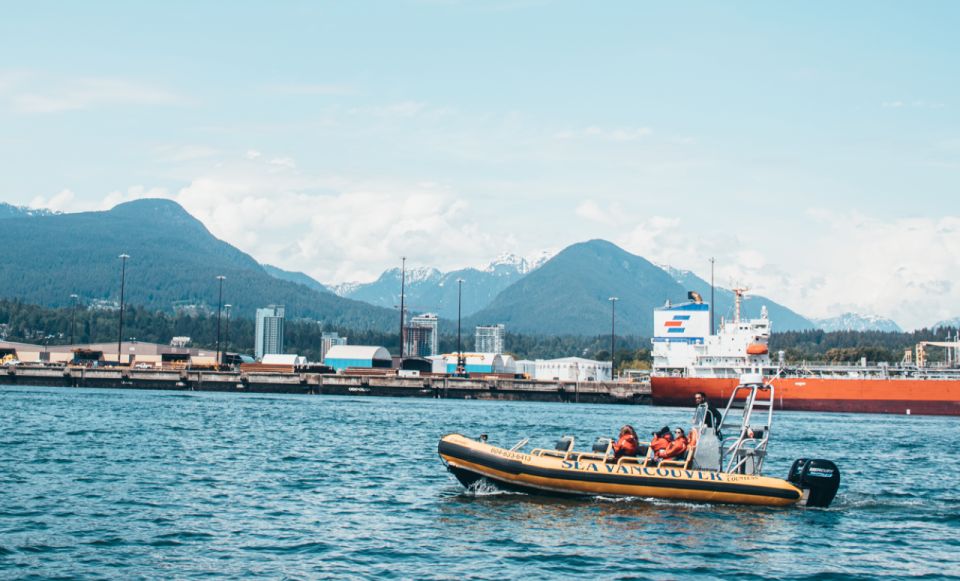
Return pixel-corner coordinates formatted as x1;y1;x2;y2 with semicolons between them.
224;304;232;368
70;294;79;345
116;254;130;365
709;257;715;336
609;297;618;381
399;256;406;359
215;275;226;369
456;278;465;376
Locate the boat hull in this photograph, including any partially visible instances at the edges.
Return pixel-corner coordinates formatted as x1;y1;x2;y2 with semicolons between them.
651;376;960;416
438;434;803;507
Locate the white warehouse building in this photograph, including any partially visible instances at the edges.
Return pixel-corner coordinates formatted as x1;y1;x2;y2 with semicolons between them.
533;357;612;382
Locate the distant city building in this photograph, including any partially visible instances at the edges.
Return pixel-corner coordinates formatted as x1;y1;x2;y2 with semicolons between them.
255;305;285;360
533;357;611;382
321;332;348;362
405;313;439;357
474;324;505;354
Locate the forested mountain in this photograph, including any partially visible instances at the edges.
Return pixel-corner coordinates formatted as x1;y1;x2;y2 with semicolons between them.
464;240;815;335
0;199;395;330
333;253;547;319
0;202;56;219
464;240;687;335
934;317;960;330
262;264;331;294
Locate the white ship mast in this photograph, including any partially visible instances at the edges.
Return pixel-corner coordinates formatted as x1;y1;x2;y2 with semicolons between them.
732;286;749;325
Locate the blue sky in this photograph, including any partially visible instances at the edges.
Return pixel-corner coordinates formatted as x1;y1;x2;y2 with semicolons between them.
2;1;958;328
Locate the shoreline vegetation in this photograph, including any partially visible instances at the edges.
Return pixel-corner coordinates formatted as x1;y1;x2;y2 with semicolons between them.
1;298;957;369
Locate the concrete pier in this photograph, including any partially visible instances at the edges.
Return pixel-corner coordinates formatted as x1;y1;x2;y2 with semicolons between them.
0;365;651;405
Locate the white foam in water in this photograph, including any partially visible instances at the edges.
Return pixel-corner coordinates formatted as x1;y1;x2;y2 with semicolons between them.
465;479;516;497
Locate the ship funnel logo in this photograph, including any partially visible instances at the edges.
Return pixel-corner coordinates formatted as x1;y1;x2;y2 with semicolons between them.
664;315;690;333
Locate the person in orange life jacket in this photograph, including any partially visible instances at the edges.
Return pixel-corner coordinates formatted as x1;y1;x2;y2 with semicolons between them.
649;426;672;456
612;425;639;459
657;428;689;461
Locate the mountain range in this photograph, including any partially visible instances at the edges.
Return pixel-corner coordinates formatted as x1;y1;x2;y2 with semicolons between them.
812;313;903;333
4;198;934;337
327;252;551;320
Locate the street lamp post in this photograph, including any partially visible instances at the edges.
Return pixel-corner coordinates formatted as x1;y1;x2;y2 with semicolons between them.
117;254;129;366
69;294;79;345
223;304;232;368
609;297;618;381
456;278;465;376
399;257;406;359
215;275;226;369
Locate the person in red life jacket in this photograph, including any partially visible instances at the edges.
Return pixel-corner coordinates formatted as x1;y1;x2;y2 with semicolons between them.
612;425;639;459
656;428;689;462
649;426;673;457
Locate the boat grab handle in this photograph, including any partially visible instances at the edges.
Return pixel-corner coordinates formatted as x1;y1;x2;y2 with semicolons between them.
510;438;529;452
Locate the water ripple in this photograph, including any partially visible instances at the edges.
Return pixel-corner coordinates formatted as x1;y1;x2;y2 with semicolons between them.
1;385;959;579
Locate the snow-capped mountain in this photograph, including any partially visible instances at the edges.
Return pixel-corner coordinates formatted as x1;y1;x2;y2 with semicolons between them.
482;250;554;275
332;253;551;319
813;313;903;333
0;203;58;220
933;317;960;330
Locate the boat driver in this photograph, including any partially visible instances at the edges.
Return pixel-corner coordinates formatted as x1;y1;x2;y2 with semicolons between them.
695;392;722;435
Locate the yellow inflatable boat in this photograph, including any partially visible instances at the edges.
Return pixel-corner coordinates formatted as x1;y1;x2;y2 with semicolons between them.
438;374;840;508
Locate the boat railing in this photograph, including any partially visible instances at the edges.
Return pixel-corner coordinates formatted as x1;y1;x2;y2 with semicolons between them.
718;377;774;475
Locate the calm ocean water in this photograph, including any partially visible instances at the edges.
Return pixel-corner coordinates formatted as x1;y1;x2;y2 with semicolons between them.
2;386;959;580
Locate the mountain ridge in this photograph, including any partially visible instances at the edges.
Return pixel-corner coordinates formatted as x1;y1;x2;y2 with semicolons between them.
0;199;396;330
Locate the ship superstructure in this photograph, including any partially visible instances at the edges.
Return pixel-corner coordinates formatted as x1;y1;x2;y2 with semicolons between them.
653;289;773;378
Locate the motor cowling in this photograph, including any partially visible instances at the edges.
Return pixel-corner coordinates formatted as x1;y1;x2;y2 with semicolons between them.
788;458;841;508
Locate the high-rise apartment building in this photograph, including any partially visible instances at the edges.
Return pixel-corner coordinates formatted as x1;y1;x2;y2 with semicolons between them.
405;313;439;357
474;324;505;354
255;305;285;360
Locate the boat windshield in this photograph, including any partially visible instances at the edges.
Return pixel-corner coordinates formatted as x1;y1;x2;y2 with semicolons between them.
691;402;708;428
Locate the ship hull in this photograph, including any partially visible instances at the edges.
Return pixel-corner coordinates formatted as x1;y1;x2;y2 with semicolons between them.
651;376;960;416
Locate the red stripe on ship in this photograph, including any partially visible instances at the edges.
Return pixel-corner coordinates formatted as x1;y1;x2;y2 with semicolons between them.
664;321;683;327
650;376;960;416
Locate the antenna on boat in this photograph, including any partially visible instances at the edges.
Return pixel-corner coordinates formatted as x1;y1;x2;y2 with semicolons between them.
732;286;749;324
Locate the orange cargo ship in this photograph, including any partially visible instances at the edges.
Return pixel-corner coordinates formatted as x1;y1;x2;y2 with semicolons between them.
650;290;960;417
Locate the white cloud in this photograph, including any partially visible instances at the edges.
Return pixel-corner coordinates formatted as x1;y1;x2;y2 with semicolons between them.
555;125;653;142
87;151;505;283
4;76;185;113
155;145;220;163
263;83;356;96
29;189;76;212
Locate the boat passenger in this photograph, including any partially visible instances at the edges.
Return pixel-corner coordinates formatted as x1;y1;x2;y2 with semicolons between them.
649;426;672;456
612;425;639;459
657;428;689;461
695;392;722;434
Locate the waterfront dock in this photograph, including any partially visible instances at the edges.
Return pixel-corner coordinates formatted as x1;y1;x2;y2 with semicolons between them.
0;365;651;404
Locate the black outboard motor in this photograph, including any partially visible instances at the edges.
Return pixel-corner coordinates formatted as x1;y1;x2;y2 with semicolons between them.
788;458;841;508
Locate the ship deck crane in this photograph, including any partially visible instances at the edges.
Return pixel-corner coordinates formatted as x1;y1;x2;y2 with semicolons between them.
916;334;960;368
